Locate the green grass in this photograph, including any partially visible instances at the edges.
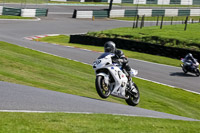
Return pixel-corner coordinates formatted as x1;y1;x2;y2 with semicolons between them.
112;16;200;21
0;15;34;19
87;23;200;51
0;112;200;133
0;41;200;120
36;35;183;67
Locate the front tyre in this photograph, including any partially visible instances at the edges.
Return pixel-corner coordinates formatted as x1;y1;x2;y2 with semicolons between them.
95;76;111;99
195;69;200;77
125;83;140;106
181;64;187;74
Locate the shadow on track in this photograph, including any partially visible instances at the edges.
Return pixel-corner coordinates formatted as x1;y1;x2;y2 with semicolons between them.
170;72;196;77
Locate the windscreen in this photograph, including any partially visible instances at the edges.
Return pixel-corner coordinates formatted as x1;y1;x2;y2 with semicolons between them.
98;52;114;59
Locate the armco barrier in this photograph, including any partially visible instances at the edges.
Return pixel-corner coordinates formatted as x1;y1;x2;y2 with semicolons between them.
74;8;200;18
110;9;125;17
122;0;133;4
146;0;157;4
93;10;109;18
36;8;48;16
138;9;152;17
181;0;192;5
3;7;21;16
178;9;190;16
158;0;170;4
0;6;3;15
152;9;165;16
124;10;137;17
193;0;200;5
69;34;200;61
170;0;181;4
0;7;48;17
165;9;178;16
77;10;93;18
45;0;200;4
108;0;121;3
21;9;36;17
190;9;200;16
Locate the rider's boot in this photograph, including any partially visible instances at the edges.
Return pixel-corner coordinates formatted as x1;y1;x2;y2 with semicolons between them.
127;71;132;90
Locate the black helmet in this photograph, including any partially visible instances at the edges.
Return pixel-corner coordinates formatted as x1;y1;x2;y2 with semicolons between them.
104;41;116;53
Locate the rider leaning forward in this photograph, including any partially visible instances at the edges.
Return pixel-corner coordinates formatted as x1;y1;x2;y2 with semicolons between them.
104;41;133;88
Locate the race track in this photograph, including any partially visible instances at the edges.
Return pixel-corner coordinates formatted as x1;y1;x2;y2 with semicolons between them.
0;4;199;121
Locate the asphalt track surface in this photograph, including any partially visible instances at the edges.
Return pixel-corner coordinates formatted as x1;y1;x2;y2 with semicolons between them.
0;81;198;121
0;4;199;121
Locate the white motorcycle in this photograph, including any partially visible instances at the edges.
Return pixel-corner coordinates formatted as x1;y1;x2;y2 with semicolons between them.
93;52;140;106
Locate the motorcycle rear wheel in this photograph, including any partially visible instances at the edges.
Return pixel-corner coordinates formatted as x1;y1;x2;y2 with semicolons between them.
125;83;140;106
95;76;111;98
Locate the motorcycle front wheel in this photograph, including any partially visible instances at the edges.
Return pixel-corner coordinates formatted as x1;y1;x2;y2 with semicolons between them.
125;83;140;106
181;64;188;74
195;69;200;77
95;75;111;99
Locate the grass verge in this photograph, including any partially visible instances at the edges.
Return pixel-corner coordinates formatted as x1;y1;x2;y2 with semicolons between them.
0;112;200;133
0;41;200;120
112;16;200;21
0;15;34;19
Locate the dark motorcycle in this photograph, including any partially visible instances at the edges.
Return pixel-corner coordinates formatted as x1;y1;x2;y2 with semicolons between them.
181;58;200;77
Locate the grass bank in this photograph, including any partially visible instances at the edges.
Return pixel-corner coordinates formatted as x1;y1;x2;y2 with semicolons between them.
87;23;200;51
0;112;200;133
0;41;200;120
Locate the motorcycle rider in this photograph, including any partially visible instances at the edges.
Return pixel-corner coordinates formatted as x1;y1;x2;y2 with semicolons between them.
183;53;197;69
104;41;133;89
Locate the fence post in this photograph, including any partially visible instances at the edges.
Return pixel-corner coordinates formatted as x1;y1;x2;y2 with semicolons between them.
160;15;164;29
156;16;159;26
184;16;189;31
140;15;145;29
142;15;145;27
136;15;139;28
171;17;173;25
132;16;136;28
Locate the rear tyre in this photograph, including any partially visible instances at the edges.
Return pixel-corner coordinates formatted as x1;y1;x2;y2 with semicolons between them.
125;83;140;106
95;76;111;98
